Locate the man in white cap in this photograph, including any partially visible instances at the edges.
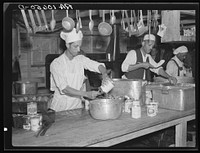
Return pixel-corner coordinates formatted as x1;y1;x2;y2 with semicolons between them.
49;28;110;112
166;45;189;77
121;34;177;84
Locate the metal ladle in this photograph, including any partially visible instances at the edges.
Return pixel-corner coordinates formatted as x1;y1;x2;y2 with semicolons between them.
89;10;94;34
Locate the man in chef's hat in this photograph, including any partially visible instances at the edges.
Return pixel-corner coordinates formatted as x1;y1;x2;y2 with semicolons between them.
166;45;191;77
49;28;110;112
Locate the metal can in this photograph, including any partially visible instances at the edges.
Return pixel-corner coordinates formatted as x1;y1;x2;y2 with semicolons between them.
22;115;31;130
147;103;157;117
27;102;37;115
125;99;132;113
131;100;141;119
30;114;42;132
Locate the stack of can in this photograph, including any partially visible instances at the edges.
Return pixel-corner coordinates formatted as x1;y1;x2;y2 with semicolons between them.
22;102;42;132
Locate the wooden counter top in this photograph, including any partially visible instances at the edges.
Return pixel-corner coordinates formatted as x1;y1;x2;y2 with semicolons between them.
12;107;195;147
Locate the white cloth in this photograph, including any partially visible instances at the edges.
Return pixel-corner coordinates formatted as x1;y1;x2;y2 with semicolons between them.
143;34;155;41
166;56;186;77
50;53;105;112
121;49;162;79
173;46;188;55
60;28;83;44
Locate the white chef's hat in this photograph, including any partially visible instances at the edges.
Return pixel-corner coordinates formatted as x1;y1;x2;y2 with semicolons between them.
173;46;188;55
143;34;156;41
60;28;83;44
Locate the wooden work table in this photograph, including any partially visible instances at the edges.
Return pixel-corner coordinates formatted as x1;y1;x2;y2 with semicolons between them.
12;107;195;147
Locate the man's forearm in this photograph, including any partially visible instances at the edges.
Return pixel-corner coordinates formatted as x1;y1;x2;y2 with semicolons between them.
62;86;87;98
158;68;171;79
127;63;144;72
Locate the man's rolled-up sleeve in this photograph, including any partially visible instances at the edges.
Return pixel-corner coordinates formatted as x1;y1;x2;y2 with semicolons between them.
81;56;105;73
121;50;137;72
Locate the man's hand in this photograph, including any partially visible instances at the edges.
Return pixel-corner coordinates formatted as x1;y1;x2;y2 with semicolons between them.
168;76;177;85
140;62;155;69
85;91;100;100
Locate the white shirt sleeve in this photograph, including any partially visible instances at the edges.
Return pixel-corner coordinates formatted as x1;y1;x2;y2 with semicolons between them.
50;61;68;94
80;55;105;73
148;55;163;74
166;60;178;77
121;50;137;72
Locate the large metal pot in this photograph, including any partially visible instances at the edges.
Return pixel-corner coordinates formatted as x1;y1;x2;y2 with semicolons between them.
153;76;194;83
89;98;124;120
109;79;146;105
13;81;38;95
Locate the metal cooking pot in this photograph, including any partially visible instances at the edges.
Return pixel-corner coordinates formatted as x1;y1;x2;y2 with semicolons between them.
109;79;147;105
89;98;124;120
14;81;38;95
62;16;75;32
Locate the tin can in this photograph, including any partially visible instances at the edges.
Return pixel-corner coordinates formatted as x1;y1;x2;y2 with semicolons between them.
150;100;159;113
125;99;132;113
30;114;42;132
131;100;141;119
27;102;37;115
22;115;31;130
147;102;157;117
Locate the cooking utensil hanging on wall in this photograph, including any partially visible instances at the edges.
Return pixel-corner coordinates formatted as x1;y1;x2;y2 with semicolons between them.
121;10;126;31
135;10;148;37
132;10;139;35
21;9;32;33
50;10;56;31
89;10;94;34
78;10;82;29
110;10;116;25
62;10;75;32
28;10;37;33
130;10;134;32
35;10;45;32
76;10;80;33
41;10;49;31
98;10;112;36
124;10;131;37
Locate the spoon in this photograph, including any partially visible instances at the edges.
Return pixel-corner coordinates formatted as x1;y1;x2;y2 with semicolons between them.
50;10;56;31
89;10;94;34
76;10;80;33
121;10;126;31
78;10;82;29
130;10;134;33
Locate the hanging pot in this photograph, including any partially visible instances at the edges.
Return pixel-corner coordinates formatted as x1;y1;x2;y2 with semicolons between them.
98;10;112;36
62;10;75;32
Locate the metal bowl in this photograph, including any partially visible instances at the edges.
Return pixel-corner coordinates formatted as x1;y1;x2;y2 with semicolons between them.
89;98;124;120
